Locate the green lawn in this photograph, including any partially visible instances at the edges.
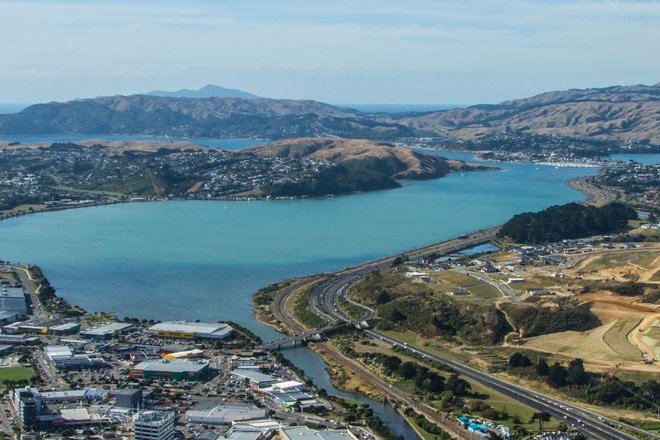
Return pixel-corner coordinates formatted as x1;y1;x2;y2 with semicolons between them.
0;367;36;383
404;414;447;440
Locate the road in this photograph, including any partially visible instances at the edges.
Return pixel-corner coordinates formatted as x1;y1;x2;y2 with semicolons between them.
568;177;620;206
12;265;45;320
452;269;523;304
0;400;14;437
302;237;656;440
308;228;500;326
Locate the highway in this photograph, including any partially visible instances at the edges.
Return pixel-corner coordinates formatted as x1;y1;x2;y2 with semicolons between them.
12;265;45;320
303;236;657;440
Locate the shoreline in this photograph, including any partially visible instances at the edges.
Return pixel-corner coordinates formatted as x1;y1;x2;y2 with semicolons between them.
247;176;628;438
0;157;599;224
566;175;620;205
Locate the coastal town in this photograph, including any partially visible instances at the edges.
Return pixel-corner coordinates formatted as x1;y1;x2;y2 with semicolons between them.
0;142;335;217
416;133;660;166
0;262;378;440
595;161;660;208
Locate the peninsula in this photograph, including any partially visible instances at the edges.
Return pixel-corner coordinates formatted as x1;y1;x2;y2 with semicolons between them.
0;137;491;218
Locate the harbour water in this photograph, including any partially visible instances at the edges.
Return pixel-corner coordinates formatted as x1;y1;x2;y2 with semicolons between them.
0;151;598;331
2;139;649;439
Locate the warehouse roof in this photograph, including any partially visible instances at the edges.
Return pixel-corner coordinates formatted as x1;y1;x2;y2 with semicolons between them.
0;287;27;314
81;322;134;337
50;322;80;331
133;358;209;373
186;403;266;425
149;321;233;338
281;427;357;440
230;369;278;385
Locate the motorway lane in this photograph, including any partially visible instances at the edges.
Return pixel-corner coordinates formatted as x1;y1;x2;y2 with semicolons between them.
308;252;656;440
12;265;45;320
368;330;638;440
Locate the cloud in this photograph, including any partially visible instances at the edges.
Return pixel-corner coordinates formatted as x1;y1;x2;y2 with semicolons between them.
0;0;658;103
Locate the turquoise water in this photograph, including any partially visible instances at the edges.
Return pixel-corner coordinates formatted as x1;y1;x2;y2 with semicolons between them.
0;146;601;439
0;151;596;336
607;153;660;165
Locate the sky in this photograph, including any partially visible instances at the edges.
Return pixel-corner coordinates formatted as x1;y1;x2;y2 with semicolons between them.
0;0;659;105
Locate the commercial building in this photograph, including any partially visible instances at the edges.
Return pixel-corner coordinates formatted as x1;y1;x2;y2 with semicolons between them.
50;322;81;335
148;321;233;340
230;369;279;387
185;403;266;425
10;387;107;429
129;359;209;381
0;334;39;345
226;420;281;440
0;310;20;324
81;322;135;339
111;388;144;410
0;286;28;319
11;387;43;428
133;410;175;440
44;345;106;370
279;427;358;440
39;389;107;404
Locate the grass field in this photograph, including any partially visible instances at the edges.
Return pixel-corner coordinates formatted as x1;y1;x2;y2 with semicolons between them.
0;366;35;383
434;271;501;304
404;414;444;440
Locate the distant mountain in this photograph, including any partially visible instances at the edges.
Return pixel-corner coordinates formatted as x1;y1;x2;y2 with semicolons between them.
0;83;658;144
0;95;412;140
145;84;261;99
388;83;660;144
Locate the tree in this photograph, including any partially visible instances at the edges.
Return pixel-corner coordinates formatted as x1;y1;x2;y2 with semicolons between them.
446;374;471;396
531;411;551;433
536;358;549;376
509;352;532;368
376;291;392;304
397;362;417;379
382;355;401;374
420;373;445;393
547;363;567;387
389;309;406;323
566;358;588;385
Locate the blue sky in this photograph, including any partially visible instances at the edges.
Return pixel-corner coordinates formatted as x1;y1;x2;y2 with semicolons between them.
1;0;658;105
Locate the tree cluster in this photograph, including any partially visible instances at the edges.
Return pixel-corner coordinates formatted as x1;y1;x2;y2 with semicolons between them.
498;202;637;244
507;353;660;410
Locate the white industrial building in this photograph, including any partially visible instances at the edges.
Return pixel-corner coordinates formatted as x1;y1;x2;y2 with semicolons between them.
81;322;135;339
148;321;233;339
44;345;105;369
185;403;266;425
280;427;358;440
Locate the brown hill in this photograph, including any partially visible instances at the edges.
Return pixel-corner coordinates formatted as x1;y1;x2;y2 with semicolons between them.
245;137;490;179
392;84;660;144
